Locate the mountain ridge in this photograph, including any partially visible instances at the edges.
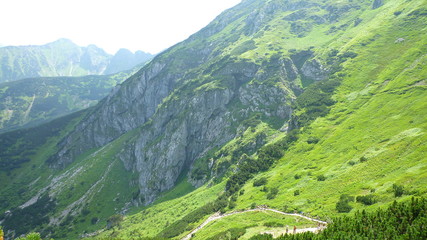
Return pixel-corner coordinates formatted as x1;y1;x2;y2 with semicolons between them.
0;0;426;239
0;39;153;83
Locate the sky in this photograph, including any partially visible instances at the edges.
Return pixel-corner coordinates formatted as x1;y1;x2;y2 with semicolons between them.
0;0;242;54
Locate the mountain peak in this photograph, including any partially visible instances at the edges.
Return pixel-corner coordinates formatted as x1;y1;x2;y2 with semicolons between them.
49;38;76;46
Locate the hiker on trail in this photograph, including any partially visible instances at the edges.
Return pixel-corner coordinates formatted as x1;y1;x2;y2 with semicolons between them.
293;225;297;234
286;225;289;234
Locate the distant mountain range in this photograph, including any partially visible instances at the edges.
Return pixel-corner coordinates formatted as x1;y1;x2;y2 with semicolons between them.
0;68;136;133
0;39;153;83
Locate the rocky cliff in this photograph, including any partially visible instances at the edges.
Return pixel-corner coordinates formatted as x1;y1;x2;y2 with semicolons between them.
52;44;326;205
48;0;339;205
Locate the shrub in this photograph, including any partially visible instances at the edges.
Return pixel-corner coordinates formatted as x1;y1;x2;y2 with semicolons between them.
249;198;427;240
253;177;268;187
294;174;301;179
207;228;246;240
251;203;257;209
307;136;319;144
294;190;300;196
336;194;354;213
229;201;237;209
356;195;377;205
91;217;99;225
336;200;352;213
267;187;279;200
360;156;368;162
393;184;405;197
82;208;90;216
15;232;42;240
107;215;123;229
264;222;284;227
317;175;326;181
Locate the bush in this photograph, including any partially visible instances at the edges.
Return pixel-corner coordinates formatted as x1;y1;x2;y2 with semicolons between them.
264;222;284;228
2;194;56;236
360;156;368;162
306;136;319;144
107;215;123;229
294;174;301;180
15;232;42;240
91;217;99;225
317;175;326;181
393;184;405;197
294;190;300;196
207;228;246;240
249;198;427;240
336;194;354;213
229;201;237;209
356;195;377;205
251;203;257;209
253;177;268;187
267;187;279;200
336;200;352;213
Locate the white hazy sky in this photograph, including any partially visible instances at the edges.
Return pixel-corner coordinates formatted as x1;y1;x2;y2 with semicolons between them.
0;0;242;54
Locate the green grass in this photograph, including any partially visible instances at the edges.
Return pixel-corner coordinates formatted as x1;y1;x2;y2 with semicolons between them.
0;71;133;132
231;0;427;218
92;182;225;239
2;0;427;239
154;175;196;204
192;210;316;240
81;0;427;238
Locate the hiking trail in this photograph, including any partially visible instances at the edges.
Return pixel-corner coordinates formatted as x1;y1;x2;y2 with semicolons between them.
181;206;328;240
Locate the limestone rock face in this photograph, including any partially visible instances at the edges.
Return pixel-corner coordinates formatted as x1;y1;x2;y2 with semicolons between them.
50;0;332;205
50;44;331;203
113;60;295;204
301;59;328;81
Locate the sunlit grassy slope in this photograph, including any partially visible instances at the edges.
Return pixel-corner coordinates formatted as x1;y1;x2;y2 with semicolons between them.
1;0;425;239
89;0;427;239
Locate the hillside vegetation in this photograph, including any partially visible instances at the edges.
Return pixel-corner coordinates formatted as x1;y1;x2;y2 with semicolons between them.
0;70;135;132
0;0;426;239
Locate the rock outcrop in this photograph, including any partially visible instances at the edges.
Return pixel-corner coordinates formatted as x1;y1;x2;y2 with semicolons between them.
50;0;330;205
372;0;384;9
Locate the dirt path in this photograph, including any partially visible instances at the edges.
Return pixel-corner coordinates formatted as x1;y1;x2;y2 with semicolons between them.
181;207;327;240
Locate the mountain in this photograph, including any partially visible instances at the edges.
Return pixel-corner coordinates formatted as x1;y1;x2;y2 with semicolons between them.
0;69;135;133
0;39;153;83
0;0;426;239
104;49;153;74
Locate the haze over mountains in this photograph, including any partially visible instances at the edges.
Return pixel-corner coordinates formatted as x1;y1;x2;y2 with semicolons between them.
0;39;153;133
0;39;153;83
0;0;426;239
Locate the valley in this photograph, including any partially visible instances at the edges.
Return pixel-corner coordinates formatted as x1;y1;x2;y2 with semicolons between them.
0;0;426;239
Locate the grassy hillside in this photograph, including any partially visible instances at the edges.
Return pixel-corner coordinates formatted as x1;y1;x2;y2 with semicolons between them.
0;70;134;133
233;0;427;217
87;0;427;239
0;0;425;239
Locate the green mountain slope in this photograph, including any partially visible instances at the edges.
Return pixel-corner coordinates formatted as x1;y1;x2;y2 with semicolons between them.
0;70;135;133
0;39;153;83
0;0;426;239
